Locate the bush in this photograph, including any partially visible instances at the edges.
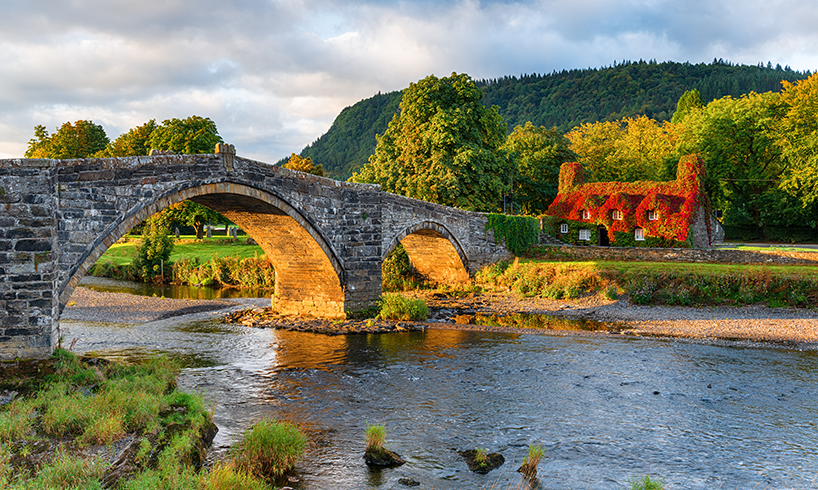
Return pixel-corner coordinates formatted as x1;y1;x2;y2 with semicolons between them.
133;217;174;281
378;294;429;321
230;418;307;482
382;244;422;291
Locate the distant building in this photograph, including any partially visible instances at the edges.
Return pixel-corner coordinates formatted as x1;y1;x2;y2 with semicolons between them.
542;154;723;248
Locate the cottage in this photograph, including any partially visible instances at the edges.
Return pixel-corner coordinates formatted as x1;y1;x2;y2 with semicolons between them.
542;154;723;248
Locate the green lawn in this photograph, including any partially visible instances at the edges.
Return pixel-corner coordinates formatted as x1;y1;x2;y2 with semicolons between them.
517;258;818;277
96;235;266;267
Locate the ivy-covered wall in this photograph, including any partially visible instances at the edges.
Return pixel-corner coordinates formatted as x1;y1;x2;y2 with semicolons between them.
543;154;712;248
485;214;540;256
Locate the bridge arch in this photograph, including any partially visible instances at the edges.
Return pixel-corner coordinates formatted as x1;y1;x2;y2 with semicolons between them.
385;221;470;285
61;181;346;318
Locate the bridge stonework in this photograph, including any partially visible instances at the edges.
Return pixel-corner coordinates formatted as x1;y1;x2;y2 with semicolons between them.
0;152;512;359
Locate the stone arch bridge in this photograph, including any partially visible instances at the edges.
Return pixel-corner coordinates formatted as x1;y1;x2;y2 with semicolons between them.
1;148;512;359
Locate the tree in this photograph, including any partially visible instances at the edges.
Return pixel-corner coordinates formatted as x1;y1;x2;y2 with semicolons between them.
566;116;677;183
676;92;785;227
97;120;158;157
158;200;226;240
147;116;222;155
284;153;324;176
777;73;818;207
350;73;512;211
25;120;109;159
671;89;704;123
502;122;576;215
133;217;174;281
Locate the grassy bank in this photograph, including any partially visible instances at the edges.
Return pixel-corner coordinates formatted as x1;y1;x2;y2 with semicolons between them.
476;258;818;307
89;236;274;289
0;350;307;490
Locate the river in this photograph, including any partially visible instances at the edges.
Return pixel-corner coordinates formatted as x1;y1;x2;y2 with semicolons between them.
65;280;818;489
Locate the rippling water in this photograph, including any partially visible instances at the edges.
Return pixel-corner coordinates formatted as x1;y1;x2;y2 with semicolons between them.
65;308;818;489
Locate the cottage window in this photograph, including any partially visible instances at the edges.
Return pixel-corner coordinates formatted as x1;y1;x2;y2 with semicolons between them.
560;223;569;234
634;227;645;241
647;210;658;221
611;210;623;221
581;209;590;220
579;229;591;241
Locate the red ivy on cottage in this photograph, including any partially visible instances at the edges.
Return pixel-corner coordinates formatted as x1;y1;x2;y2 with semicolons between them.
544;154;710;246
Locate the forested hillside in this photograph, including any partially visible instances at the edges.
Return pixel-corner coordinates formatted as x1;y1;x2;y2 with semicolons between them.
296;60;810;180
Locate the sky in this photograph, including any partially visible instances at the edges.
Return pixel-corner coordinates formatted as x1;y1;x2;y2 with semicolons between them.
2;0;817;162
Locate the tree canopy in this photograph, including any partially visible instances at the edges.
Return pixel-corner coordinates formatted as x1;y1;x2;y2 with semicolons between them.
351;73;512;212
777;73;818;207
283;153;324;176
502;122;576;215
146;116;222;155
25;120;109;159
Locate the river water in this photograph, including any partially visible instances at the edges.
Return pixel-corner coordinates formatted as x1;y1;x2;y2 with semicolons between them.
65;282;818;489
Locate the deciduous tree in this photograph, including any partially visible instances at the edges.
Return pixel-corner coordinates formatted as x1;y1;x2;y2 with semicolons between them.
25;120;109;159
502;122;576;215
351;73;512;211
284;153;324;176
147;116;222;155
777;73;818;207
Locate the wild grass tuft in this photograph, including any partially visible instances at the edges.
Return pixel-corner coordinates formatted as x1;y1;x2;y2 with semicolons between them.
0;398;35;442
629;474;665;490
519;444;545;477
474;448;488;467
378;293;429;321
27;448;106;490
200;462;269;490
230;418;307;482
365;424;386;451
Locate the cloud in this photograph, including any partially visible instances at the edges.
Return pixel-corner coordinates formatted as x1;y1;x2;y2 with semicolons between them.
1;0;816;161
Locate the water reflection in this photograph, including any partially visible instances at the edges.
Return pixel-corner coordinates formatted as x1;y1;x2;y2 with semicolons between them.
68;312;818;489
78;275;269;299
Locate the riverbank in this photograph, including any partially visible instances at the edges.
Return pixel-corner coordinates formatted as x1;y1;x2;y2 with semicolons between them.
65;287;818;349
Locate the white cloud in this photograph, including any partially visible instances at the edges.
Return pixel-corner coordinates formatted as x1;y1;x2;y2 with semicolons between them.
1;0;817;162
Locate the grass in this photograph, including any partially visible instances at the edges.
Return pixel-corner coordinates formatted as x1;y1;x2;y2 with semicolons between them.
378;293;429;321
230;418;307;482
94;235;265;268
476;258;818;308
519;444;544;477
474;448;489;467
629;474;665;490
365;424;386;451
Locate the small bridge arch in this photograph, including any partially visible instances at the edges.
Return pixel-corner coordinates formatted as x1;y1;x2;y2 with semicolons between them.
385;221;469;284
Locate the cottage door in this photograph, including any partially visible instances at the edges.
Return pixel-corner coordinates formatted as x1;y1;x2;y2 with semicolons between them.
597;225;609;246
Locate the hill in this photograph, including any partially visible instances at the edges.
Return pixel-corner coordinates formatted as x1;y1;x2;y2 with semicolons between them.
295;60;811;180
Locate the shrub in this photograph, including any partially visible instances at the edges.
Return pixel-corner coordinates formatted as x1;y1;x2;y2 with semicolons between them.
133;217;174;281
378;294;429;321
231;418;307;482
382;244;422;291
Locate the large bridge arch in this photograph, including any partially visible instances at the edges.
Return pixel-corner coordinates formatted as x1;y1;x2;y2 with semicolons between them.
61;182;346;318
385;221;470;285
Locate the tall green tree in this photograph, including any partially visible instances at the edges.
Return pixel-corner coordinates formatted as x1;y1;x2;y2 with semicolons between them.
502;122;576;215
670;89;704;123
97;119;158;157
147;116;222;155
25;120;109;159
676;92;785;227
350;73;512;211
566;116;677;183
777;73;818;207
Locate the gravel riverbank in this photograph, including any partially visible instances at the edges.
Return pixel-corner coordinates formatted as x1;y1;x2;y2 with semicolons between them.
64;287;818;349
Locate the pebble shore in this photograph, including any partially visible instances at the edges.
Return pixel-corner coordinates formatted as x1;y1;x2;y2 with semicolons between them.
64;287;818;349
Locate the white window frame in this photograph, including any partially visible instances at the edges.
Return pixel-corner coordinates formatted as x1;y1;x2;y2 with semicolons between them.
647;210;658;221
560;223;569;234
581;209;590;220
579;229;591;241
634;227;645;241
611;210;623;221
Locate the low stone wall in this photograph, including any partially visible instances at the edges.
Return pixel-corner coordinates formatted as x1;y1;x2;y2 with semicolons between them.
537;245;818;266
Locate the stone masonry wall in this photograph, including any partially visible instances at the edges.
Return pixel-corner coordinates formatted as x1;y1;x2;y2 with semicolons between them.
0;159;59;359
